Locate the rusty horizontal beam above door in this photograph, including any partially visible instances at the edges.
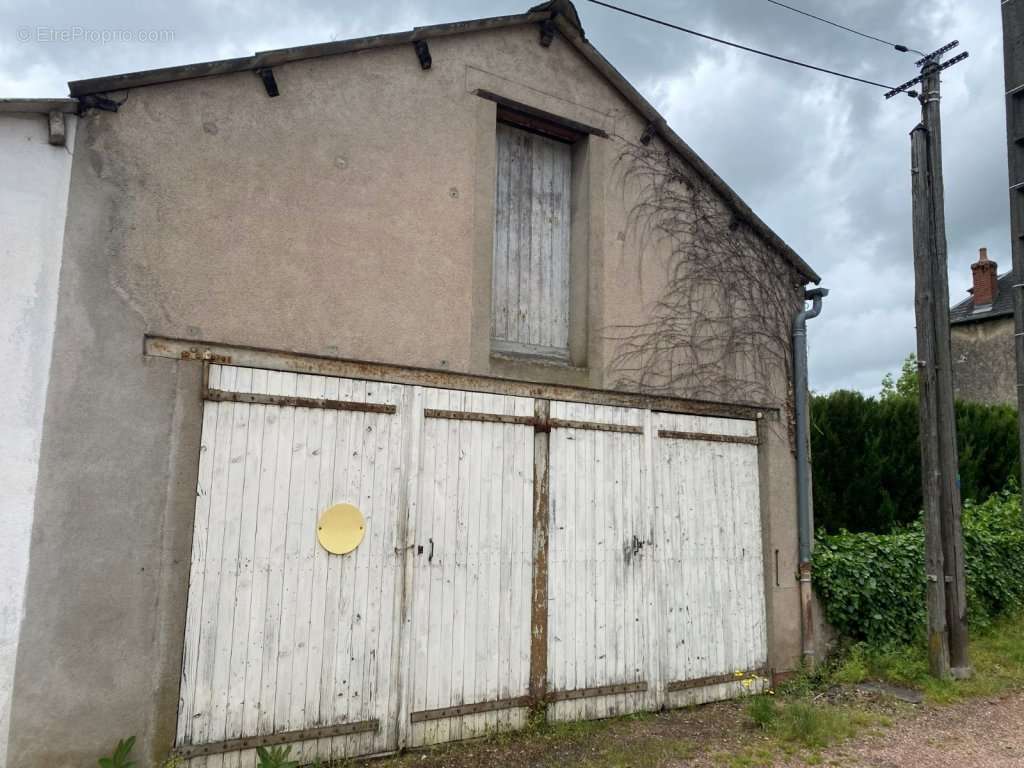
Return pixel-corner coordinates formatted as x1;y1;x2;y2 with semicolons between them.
423;408;536;426
550;418;643;434
547;681;648;702
664;668;767;693
656;429;759;446
205;388;397;414
146;336;777;421
410;695;532;723
172;719;379;758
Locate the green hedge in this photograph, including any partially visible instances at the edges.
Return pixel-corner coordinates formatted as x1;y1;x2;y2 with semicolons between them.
811;391;1019;533
812;487;1024;645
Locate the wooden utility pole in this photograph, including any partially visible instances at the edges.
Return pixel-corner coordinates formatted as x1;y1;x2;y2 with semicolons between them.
918;60;970;677
1000;0;1024;519
910;124;951;679
892;43;971;678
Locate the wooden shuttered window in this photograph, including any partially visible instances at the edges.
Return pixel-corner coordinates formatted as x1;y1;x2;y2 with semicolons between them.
492;120;573;361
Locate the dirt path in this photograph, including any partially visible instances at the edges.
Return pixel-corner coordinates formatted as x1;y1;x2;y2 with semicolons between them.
824;692;1024;767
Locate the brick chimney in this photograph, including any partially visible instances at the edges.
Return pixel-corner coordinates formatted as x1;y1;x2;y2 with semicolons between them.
970;247;998;306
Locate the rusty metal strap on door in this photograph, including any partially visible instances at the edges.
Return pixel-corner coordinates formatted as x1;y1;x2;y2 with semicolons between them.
529;399;551;705
665;668;767;693
172;719;379;759
547;681;648;702
205;388;397;414
549;418;643;434
656;429;758;445
424;409;643;435
423;408;537;426
410;695;533;723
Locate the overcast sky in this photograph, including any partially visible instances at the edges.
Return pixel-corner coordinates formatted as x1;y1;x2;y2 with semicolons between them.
0;0;1007;395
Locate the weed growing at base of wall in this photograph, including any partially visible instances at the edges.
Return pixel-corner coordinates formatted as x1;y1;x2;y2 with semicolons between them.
256;745;299;768
98;736;136;768
813;486;1024;644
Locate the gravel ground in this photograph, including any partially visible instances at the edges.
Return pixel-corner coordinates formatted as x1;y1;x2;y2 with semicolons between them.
821;692;1024;767
365;690;1024;767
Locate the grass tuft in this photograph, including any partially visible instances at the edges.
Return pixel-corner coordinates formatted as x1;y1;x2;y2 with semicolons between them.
745;696;777;730
744;696;877;751
828;612;1024;704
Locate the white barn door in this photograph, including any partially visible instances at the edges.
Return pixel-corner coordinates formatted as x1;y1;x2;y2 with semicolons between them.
546;401;659;721
401;387;535;747
546;404;767;717
176;366;407;766
652;413;768;704
176;365;768;764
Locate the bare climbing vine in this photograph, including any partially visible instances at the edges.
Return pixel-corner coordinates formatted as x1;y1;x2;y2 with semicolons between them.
606;139;805;423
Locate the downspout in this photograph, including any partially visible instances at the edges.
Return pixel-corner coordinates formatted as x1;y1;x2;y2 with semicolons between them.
793;286;828;667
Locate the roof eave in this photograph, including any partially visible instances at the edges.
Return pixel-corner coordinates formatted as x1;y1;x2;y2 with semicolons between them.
950;309;1014;325
0;98;79;114
67;11;551;97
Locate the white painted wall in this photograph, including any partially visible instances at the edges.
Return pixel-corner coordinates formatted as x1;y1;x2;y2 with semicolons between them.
0;110;76;768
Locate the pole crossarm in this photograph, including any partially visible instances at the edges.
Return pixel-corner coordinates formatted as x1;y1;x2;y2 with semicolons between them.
885;48;970;99
915;40;960;67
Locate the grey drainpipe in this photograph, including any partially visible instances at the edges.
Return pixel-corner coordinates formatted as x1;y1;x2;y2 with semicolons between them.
793;286;828;667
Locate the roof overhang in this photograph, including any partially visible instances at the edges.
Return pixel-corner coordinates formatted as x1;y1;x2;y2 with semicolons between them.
67;11;551;98
65;0;818;284
950;308;1014;326
0;98;78;114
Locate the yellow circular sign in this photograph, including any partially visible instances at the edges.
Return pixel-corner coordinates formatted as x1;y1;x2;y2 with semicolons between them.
316;503;366;555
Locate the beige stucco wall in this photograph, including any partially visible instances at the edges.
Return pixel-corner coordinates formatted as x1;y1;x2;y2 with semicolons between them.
10;23;805;767
951;317;1016;406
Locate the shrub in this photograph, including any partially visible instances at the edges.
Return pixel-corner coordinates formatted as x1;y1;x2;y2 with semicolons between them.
813;486;1024;644
810;391;1019;533
962;486;1024;624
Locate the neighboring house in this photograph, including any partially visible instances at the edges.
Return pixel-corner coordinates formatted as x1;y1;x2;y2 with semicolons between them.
0;99;77;768
950;248;1016;405
1;2;821;767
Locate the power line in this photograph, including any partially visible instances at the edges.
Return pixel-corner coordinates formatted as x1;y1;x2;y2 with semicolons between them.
761;0;926;57
582;0;898;90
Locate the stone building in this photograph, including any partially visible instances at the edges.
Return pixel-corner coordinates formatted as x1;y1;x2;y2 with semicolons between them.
951;248;1016;405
